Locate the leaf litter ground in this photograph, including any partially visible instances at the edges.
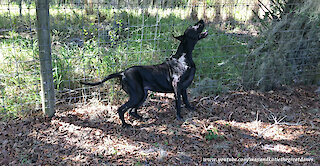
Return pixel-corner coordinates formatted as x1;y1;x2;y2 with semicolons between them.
0;86;319;165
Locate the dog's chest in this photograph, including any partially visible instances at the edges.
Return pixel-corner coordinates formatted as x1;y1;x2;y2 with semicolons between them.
167;53;190;86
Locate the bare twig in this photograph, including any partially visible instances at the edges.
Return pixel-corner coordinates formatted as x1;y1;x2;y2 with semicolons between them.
277;122;302;126
241;160;249;166
307;142;320;150
199;96;211;102
258;114;301;137
258;0;276;19
228;112;233;121
196;96;214;108
260;102;268;110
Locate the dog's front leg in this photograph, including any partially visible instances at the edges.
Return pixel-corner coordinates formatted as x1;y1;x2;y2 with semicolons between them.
172;80;183;120
173;87;183;121
182;89;195;111
174;90;183;121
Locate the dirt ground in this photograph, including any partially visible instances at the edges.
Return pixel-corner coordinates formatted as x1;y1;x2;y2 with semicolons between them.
0;86;319;165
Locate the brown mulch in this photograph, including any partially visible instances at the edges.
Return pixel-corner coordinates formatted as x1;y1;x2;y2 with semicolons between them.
0;86;319;165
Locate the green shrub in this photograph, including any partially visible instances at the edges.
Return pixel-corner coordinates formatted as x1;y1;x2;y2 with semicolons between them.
243;0;320;91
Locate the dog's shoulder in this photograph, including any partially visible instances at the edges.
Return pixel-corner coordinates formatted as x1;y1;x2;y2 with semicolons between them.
166;53;189;69
166;53;191;83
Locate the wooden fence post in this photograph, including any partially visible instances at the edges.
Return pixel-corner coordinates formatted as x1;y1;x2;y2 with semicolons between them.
36;0;55;117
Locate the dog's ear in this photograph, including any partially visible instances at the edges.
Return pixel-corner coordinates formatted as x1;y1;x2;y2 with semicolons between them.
172;34;184;41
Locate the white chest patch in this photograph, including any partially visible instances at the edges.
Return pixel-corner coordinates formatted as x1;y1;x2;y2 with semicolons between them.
168;53;189;88
177;53;189;71
192;25;200;30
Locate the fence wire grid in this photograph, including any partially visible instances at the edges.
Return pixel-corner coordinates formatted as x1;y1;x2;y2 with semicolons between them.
0;0;319;117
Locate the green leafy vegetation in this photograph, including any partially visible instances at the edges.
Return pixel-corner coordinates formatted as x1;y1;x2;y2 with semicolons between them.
205;128;224;141
243;0;320;91
0;3;250;118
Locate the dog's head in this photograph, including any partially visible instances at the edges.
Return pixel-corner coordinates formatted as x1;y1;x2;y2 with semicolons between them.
173;20;208;42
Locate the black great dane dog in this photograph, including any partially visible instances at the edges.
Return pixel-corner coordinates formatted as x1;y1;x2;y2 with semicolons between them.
81;20;208;127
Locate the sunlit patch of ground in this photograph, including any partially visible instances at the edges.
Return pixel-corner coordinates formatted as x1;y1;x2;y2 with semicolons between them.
0;86;319;165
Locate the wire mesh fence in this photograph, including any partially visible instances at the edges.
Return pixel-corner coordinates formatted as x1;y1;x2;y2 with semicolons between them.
0;0;319;117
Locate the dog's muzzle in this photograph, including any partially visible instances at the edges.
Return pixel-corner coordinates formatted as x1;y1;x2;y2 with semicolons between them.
199;31;208;39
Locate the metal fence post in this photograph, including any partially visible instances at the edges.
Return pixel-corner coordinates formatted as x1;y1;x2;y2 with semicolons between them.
36;0;55;117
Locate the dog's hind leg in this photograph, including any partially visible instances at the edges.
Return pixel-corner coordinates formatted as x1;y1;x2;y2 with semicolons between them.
118;96;143;127
129;89;148;121
117;102;134;127
117;97;141;127
118;79;146;127
129;108;141;119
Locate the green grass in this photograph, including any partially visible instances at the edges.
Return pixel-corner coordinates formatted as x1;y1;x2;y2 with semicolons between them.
0;3;251;118
0;30;40;118
205;128;224;141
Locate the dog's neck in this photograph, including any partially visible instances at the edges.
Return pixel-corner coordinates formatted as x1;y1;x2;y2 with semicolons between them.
172;40;197;60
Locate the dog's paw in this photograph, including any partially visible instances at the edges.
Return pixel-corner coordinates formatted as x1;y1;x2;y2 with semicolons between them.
129;112;144;120
122;123;132;128
177;116;184;121
186;105;196;111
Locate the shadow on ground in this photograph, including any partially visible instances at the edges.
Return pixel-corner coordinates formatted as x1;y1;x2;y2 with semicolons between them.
0;86;319;165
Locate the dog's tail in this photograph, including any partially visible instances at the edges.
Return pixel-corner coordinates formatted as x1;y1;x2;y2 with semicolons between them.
80;72;123;86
